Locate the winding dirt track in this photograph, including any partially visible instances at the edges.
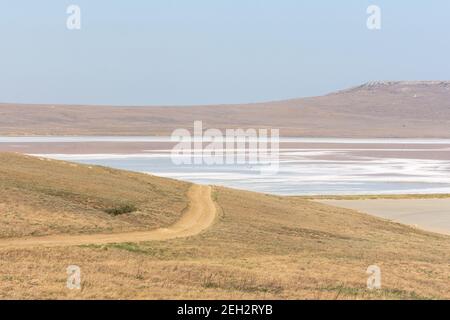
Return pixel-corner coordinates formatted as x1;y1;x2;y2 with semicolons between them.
0;185;216;248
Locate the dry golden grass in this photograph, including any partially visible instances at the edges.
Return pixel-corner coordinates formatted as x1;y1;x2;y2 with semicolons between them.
0;153;449;299
0;153;190;237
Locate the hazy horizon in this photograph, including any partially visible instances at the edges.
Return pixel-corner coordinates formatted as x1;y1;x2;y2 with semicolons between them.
2;80;450;107
1;1;449;105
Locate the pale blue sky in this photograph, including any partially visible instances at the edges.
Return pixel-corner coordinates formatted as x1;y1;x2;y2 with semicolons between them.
0;0;449;105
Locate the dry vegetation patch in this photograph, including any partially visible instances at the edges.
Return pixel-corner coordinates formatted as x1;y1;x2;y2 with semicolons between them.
0;153;190;237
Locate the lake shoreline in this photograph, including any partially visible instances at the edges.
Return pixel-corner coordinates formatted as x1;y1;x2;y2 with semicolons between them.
1;136;450;196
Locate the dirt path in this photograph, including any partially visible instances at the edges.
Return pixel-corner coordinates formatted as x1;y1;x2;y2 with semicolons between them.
0;185;216;248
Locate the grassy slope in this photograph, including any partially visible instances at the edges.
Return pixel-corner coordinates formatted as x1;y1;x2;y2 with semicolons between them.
0;154;449;299
0;153;190;237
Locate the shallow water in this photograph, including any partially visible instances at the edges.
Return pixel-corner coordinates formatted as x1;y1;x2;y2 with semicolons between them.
41;153;450;195
4;136;448;196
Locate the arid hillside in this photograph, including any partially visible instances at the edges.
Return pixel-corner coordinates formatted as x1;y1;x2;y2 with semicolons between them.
1;81;449;138
0;153;190;238
0;153;449;299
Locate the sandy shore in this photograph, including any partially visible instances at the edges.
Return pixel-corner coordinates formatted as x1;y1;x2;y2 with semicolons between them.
317;199;450;235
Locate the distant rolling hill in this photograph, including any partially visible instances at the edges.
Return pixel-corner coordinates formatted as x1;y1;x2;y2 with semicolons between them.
1;81;449;138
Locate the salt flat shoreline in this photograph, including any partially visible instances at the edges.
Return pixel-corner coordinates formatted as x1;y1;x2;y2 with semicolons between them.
0;137;449;236
1;137;450;196
1;139;450;159
317;199;450;236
